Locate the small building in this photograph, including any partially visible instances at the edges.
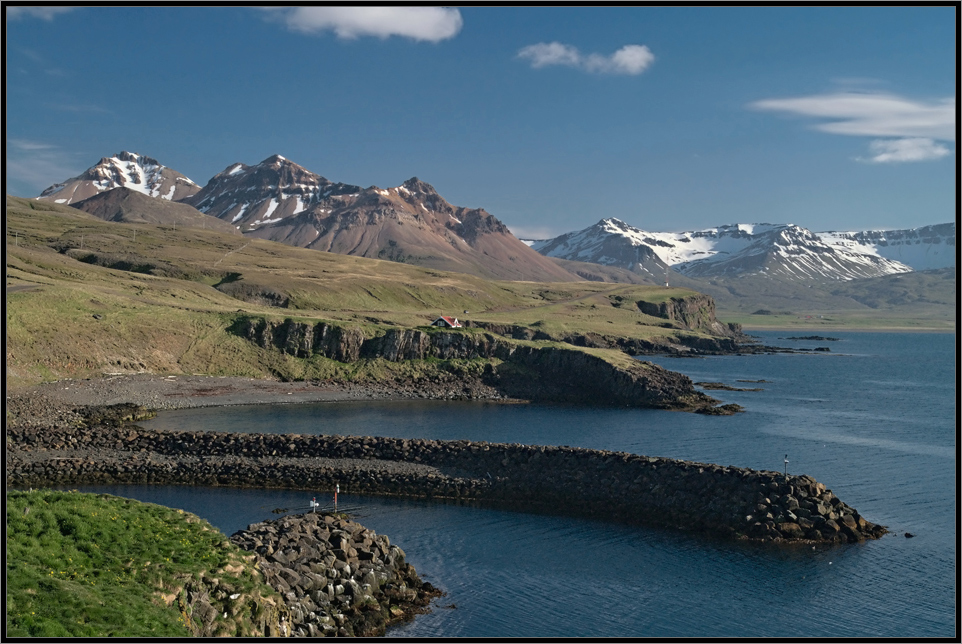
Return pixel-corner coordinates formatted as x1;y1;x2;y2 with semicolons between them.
431;316;462;328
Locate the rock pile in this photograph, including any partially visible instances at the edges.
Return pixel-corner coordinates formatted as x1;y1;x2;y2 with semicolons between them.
230;512;440;637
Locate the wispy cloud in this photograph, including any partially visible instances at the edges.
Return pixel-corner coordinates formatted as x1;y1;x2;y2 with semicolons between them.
262;7;463;42
506;224;564;241
44;101;113;114
750;91;955;163
6;140;82;194
858;138;951;164
6;7;75;21
518;42;655;75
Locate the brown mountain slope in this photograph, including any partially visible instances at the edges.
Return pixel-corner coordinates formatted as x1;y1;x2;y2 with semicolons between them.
186;155;578;282
71;187;239;234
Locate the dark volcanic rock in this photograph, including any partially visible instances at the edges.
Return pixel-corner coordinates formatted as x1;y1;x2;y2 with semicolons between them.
231;513;440;637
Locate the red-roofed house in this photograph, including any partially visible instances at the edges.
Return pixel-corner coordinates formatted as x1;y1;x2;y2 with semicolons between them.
431;316;462;328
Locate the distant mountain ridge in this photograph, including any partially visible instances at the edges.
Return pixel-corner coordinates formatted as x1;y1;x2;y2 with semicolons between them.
531;218;954;282
35;152;952;285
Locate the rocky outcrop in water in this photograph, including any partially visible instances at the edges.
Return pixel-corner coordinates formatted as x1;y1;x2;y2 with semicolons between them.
230;512;440;637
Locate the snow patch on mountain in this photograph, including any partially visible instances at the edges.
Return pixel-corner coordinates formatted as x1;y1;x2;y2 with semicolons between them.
37;151;200;205
817;223;955;271
532;218;932;282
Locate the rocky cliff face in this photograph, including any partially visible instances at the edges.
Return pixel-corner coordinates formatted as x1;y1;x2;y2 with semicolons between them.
230;317;718;410
636;294;744;338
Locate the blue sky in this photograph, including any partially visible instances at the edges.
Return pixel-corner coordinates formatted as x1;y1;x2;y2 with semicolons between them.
5;6;957;237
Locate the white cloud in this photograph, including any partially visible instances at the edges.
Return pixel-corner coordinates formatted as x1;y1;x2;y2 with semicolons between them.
751;92;955;141
517;42;582;69
858;138;952;164
6;7;75;21
751;91;956;163
262;7;462;42
6;140;82;195
8;139;56;151
518;42;654;75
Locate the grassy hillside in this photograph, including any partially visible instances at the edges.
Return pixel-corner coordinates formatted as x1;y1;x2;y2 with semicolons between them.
6;490;281;638
6;197;719;388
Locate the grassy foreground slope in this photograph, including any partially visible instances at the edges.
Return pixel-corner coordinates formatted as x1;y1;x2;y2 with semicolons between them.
6;490;281;638
6;197;726;389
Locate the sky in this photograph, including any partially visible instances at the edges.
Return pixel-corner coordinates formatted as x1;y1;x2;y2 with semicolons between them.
5;6;957;238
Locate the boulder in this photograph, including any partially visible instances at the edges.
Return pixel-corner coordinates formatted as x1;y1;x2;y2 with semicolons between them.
777;522;805;539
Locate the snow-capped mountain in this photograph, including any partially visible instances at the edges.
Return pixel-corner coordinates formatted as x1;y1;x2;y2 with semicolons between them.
37;151;200;205
532;218;919;282
183;154;577;281
530;218;672;279
817;223;955;272
183;154;364;234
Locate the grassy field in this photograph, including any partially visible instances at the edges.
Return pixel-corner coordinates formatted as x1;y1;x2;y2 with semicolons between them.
6;197;721;388
5;490;276;638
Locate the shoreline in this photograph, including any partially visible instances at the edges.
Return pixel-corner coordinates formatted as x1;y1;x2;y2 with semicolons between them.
4;374;518;420
737;324;954;333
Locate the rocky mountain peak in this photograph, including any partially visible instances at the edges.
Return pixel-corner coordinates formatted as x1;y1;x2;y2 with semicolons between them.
400;177;438;195
37;151;199;205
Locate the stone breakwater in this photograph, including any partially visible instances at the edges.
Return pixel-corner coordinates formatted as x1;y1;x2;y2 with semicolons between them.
230;512;440;637
7;405;886;544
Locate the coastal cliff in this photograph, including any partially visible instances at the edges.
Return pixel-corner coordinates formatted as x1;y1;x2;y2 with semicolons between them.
231;317;721;411
635;294;743;338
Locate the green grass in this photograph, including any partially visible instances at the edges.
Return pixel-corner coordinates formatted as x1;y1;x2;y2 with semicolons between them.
6;197;712;388
6;490;272;638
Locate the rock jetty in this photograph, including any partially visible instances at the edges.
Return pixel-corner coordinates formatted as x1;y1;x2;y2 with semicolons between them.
230;512;440;637
6;403;887;544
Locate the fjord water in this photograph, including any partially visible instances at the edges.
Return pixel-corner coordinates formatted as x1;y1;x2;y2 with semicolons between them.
90;332;954;637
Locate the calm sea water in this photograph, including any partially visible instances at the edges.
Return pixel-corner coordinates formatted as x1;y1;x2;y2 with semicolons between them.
72;331;956;637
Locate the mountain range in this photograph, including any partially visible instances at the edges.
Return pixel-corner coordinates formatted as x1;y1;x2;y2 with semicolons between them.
35;151;954;289
529;218;954;282
38;152;576;282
